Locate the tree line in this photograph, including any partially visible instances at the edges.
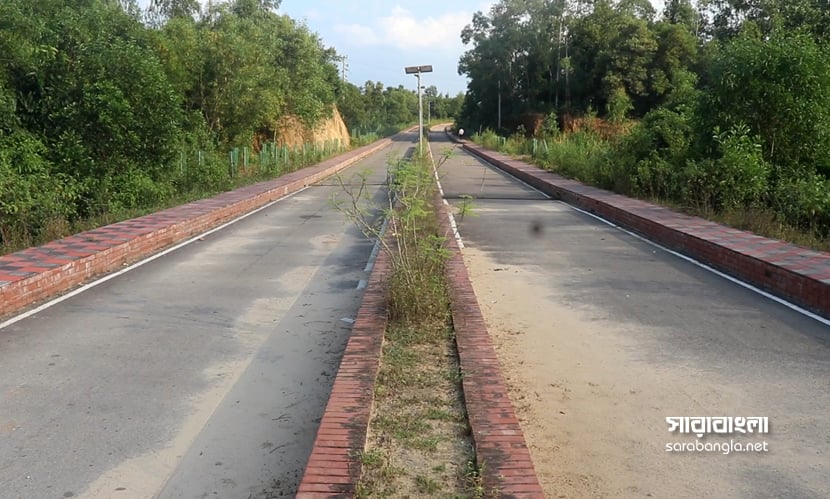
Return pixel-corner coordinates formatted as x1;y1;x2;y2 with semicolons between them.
338;81;464;137
0;0;461;251
458;0;830;239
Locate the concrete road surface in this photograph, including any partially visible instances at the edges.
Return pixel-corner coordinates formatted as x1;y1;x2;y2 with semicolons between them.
0;134;414;499
430;130;830;498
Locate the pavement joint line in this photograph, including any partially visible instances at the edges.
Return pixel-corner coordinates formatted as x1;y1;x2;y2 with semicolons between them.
566;203;830;328
0;187;308;332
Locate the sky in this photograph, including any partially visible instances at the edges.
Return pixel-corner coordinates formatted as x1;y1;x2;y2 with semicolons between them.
277;0;496;96
137;0;667;97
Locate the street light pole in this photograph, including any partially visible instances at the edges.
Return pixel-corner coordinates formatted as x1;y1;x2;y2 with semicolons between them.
404;65;433;156
417;73;423;154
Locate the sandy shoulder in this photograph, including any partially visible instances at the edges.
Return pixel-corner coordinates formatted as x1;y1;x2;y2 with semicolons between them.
461;246;758;499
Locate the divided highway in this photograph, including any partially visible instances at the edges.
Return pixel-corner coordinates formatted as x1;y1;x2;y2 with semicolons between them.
430;130;830;498
0;134;414;499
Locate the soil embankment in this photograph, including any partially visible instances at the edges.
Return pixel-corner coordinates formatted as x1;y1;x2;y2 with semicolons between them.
271;106;350;149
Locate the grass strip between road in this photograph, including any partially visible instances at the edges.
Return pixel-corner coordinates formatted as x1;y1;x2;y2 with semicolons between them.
341;143;484;497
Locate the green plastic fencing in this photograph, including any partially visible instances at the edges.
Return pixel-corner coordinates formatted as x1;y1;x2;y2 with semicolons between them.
176;138;349;182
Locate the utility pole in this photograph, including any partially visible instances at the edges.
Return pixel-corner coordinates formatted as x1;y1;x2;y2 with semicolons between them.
339;56;349;82
404;65;433;155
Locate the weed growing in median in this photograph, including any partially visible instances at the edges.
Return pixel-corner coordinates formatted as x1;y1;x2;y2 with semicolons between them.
335;139;483;497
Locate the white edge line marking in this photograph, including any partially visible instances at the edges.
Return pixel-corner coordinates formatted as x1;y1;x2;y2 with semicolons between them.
0;187;310;331
566;204;830;327
362;216;390;274
462;145;830;327
430;144;464;248
447;211;465;249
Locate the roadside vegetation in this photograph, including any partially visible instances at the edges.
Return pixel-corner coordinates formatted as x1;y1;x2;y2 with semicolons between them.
458;0;830;251
0;0;463;256
332;146;483;498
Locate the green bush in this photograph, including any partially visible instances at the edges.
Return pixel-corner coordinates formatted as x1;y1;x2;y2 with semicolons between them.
0;131;78;245
618;106;692;200
107;171;176;212
710;125;770;209
774;172;830;235
700;29;830;174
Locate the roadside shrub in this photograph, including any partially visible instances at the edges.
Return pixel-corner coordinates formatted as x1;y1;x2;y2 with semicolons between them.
773;172;830;236
711;124;770;209
476;129;502;151
607;87;633;123
700;29;830;174
541;131;614;187
619;107;692;200
679;124;770;211
631;154;680;200
0;131;78;245
106;170;176;212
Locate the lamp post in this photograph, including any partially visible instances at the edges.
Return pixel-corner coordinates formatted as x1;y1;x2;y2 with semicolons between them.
404;65;433;155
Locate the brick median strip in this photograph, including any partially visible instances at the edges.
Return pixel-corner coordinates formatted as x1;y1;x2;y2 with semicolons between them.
447;131;830;321
0;138;394;320
433;189;546;498
299;140;545;497
425;136;544;497
295;225;391;498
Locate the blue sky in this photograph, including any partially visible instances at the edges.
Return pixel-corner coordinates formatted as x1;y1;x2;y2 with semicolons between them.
277;0;495;96
136;0;666;96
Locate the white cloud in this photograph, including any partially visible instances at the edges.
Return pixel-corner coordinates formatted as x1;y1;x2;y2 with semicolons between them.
334;5;472;52
335;23;381;46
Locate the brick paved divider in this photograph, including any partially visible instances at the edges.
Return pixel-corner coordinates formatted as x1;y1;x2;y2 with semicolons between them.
0;138;394;319
447;131;830;320
428;138;545;497
433;196;545;498
298;139;544;497
295;232;391;498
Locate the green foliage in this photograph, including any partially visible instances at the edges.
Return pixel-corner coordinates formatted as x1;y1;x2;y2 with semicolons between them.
0;130;78;245
331;149;451;325
679;125;770;211
336;81;461;136
461;0;830;245
618;106;692;198
386;155;451;324
607;87;633;123
699;29;830;174
476;128;616;190
773;172;830;235
457;0;699;132
0;0;397;252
